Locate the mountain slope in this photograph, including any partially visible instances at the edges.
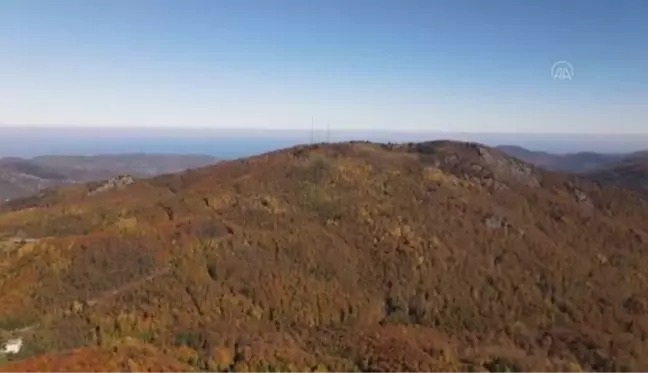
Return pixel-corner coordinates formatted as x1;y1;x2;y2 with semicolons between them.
497;145;648;196
29;153;219;176
496;145;626;173
0;154;218;201
587;153;648;197
1;339;194;372
1;141;648;371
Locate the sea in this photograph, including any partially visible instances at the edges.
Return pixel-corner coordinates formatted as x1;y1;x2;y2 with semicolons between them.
1;127;648;159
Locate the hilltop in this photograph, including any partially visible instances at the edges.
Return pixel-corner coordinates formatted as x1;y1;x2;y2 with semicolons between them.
0;154;218;201
1;140;648;371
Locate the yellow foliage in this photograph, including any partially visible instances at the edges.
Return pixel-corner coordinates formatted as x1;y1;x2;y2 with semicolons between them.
126;358;141;371
423;167;476;189
423;167;448;183
334;160;373;182
233;362;251;372
175;345;199;366
205;193;237;211
210;346;234;370
17;241;37;256
0;207;40;225
116;217;139;233
251;195;287;214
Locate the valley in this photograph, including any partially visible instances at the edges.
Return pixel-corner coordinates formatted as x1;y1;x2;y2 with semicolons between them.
0;154;219;201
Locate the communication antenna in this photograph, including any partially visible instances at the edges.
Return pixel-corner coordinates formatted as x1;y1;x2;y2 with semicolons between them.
310;116;314;144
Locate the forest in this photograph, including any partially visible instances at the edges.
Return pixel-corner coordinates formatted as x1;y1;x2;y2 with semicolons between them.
1;141;648;371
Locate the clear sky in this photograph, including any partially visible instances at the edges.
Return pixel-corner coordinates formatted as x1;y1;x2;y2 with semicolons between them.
0;0;646;133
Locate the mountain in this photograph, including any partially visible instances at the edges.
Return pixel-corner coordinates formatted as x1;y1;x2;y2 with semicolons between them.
495;145;626;173
497;145;648;196
587;152;648;197
0;154;219;201
2;140;648;371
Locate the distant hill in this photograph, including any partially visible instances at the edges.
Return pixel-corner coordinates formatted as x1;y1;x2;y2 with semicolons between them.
497;145;648;196
587;152;648;197
495;145;626;173
2;141;648;371
0;154;219;201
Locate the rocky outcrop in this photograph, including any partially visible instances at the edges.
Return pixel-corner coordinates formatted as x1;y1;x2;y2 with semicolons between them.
88;175;135;195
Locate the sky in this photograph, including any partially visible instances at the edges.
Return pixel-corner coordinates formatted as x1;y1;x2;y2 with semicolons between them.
0;0;647;133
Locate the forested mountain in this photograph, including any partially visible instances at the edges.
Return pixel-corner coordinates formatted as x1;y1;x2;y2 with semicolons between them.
2;141;648;371
587;152;648;197
0;154;218;201
498;145;648;196
496;145;626;173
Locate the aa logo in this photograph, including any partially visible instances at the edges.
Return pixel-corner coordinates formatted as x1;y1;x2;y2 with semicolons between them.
552;61;574;81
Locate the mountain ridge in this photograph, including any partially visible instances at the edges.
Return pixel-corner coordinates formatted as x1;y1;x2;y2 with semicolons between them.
497;145;648;196
1;140;648;371
0;153;219;201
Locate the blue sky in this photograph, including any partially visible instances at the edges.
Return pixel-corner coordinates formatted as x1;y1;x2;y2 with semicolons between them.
0;0;646;133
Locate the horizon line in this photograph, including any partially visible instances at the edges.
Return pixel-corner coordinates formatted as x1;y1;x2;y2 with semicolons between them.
1;125;648;136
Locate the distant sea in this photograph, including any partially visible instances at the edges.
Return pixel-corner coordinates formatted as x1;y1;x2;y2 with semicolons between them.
1;127;648;159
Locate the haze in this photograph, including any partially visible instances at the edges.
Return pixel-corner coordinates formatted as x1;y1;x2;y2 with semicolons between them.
2;128;648;159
